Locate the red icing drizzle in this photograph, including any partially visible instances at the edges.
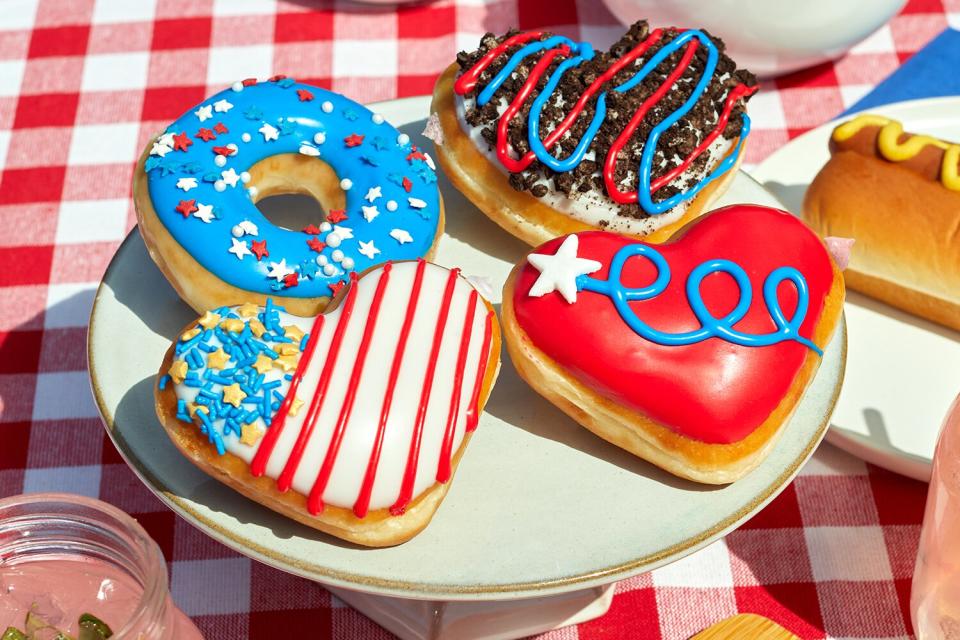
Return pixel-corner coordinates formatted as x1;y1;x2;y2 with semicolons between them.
307;264;392;515
390;267;460;515
512;205;835;444
466;311;494;433
436;289;479;483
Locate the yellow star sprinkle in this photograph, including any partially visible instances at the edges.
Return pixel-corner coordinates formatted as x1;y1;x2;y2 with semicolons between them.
220;318;244;333
279;343;300;356
248;319;266;337
187;402;199;418
237;302;260;318
206;348;230;370
283;324;306;342
288;396;304;417
180;327;201;342
222;383;246;407
168;360;188;384
275;354;299;372
251;353;274;374
240;422;264;447
197;310;221;330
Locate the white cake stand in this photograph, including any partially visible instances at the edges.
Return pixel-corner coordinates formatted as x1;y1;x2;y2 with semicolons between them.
88;97;845;639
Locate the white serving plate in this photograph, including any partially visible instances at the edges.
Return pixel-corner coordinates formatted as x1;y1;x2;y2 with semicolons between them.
751;96;960;482
88;97;844;608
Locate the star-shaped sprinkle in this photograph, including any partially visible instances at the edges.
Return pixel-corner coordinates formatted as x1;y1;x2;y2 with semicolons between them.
327;209;347;223
372;137;388;151
300;260;320;279
358;240;380;259
279;343;299;356
332;225;353;240
150;141;171;157
195;128;216;142
328;280;346;296
344;133;364;147
242;78;257;86
248;319;266;337
157;132;175;147
283;272;299;288
220;318;244;333
251;240;268;261
278;120;297;137
303;224;321;235
212;145;233;156
213;99;233;113
175;199;198;218
221;168;240;187
298;144;320;157
296;89;314;101
275;354;299;372
244;105;263;120
306;237;325;253
408;197;427;209
259;123;279;141
172;132;192;152
266;258;293;282
213;122;229;134
194;203;215;223
168;360;188;384
222;383;246;407
364;186;382;202
526;235;602;304
176;177;198;192
181;327;201;341
228;237;251;260
237;302;260;318
288;396;304;417
252;353;274;374
284;324;306;342
390;228;413;244
361;205;379;222
197;310;221;329
195;105;213;122
402;177;413;192
206;347;230;370
237;220;258;236
343;108;358;121
145;157;162;172
240;422;263;446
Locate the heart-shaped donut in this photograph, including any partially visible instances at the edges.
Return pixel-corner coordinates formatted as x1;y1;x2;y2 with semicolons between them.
502;204;844;483
154;261;500;546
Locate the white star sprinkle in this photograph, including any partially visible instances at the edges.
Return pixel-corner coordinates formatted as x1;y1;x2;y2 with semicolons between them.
358;240;380;259
390;229;412;244
157;133;175;147
298;144;320;157
195;104;213;122
237;220;258;236
332;225;353;240
361;205;379;222
259;123;279;142
176;177;198;192
364;186;382;202
228;237;251;259
213;99;233;113
266;259;294;282
408;197;427;209
526;235;602;304
193;203;215;223
221;168;240;187
150;142;171;157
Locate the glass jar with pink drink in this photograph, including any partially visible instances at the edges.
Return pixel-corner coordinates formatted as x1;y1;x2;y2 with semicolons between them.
913;395;960;638
0;493;202;639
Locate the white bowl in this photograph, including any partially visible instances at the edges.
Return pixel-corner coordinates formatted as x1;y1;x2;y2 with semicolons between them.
603;0;906;77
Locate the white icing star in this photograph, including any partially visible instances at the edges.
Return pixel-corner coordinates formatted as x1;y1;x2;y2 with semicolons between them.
157;133;175;147
237;220;258;236
176;177;198;192
259;123;279;142
195;104;213;122
266;259;294;282
213;99;233;113
332;225;353;240
361;205;379;222
364;186;382;202
408;197;427;209
229;237;251;259
193;203;215;223
221;168;240;187
298;144;320;157
150;141;171;157
390;229;412;244
526;235;602;304
358;240;380;260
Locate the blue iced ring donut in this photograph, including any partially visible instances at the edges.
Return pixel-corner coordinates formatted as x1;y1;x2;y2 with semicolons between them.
137;76;441;309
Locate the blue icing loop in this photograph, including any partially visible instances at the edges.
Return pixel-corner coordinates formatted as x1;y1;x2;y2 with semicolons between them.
575;244;822;355
145;79;440;297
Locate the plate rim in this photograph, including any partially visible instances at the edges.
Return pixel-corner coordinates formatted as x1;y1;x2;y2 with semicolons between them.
88;95;847;601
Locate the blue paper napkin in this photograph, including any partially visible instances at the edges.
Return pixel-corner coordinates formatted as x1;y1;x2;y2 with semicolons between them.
843;27;960;115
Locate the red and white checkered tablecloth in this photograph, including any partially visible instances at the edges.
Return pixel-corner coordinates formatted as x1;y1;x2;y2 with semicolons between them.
0;0;954;637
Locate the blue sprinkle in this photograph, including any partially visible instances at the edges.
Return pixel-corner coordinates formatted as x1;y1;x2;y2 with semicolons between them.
277;77;295;88
145;156;162;173
278;119;297;136
184;378;203;388
159;374;171;391
299;335;309;351
198;388;217;399
221;368;237;377
202;172;219;183
361;154;379;166
387;173;404;186
285;373;294;381
180;162;201;175
263;380;282;390
198;342;215;353
343;108;358;121
372;137;389;151
260;346;279;359
244;105;263;120
208;373;234;385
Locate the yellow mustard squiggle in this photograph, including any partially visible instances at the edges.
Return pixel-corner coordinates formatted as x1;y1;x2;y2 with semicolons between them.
832;114;960;191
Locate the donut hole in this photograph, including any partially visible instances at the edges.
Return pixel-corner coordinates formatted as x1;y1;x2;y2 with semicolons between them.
247;153;347;231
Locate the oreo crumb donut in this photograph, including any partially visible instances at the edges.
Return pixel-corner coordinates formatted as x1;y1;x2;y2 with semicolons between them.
134;77;443;316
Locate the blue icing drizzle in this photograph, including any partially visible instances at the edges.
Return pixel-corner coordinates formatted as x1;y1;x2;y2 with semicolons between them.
145;79;439;297
575;243;822;355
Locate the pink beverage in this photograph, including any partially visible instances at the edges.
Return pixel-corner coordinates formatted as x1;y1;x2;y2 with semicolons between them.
0;493;203;639
913;395;960;639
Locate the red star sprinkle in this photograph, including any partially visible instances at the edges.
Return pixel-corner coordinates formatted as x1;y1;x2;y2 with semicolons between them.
402;177;413;193
212;145;234;156
344;133;364;148
242;78;257;86
326;209;348;223
284;273;299;288
306;237;325;253
302;224;321;235
172;132;192;152
175;199;198;218
406;148;428;162
213;122;229;134
328;280;346;296
269;74;288;82
195;128;216;141
251;240;269;261
296;89;314;102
